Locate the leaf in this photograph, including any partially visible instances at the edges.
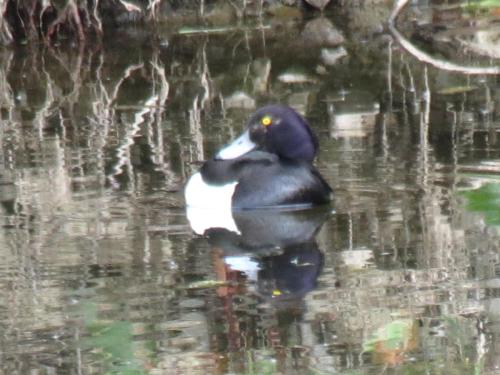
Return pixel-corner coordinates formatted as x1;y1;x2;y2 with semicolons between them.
462;0;500;9
462;0;500;15
79;302;147;374
461;182;500;226
363;319;415;353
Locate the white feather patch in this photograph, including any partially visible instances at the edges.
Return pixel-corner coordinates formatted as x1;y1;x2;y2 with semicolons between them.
185;172;237;208
186;205;240;235
185;172;240;234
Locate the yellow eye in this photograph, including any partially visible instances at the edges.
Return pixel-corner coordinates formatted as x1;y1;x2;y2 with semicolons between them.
261;116;272;126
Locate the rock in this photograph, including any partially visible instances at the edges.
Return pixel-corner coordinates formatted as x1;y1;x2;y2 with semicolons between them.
316;65;328;75
277;71;317;84
300;17;344;47
304;0;331;11
320;46;348;66
224;91;256;109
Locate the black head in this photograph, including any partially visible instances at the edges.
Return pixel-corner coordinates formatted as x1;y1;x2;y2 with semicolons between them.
216;105;319;162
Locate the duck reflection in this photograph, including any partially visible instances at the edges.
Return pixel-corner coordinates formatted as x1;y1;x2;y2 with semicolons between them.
187;207;329;303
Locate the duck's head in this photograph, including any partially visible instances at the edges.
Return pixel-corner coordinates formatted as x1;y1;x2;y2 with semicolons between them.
216;105;318;162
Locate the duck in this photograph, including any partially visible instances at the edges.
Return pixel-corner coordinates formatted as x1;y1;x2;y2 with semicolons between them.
184;104;332;210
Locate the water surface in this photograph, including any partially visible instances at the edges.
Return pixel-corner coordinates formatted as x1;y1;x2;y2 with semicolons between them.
1;2;500;374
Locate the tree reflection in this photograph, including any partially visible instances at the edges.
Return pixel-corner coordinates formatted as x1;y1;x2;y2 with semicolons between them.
0;6;499;373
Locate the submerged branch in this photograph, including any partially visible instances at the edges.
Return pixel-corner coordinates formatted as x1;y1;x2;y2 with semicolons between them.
389;0;500;75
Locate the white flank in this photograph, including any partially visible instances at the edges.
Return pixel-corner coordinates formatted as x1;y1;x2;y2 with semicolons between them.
185;172;240;234
185;172;237;208
216;130;256;160
186;205;240;235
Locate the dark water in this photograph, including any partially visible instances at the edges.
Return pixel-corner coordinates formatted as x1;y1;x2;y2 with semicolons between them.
1;2;500;374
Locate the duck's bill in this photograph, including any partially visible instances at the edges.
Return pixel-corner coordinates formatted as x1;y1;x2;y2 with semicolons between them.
216;130;257;160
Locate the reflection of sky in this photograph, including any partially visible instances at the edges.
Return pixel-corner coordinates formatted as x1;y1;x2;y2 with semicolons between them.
224;256;260;281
